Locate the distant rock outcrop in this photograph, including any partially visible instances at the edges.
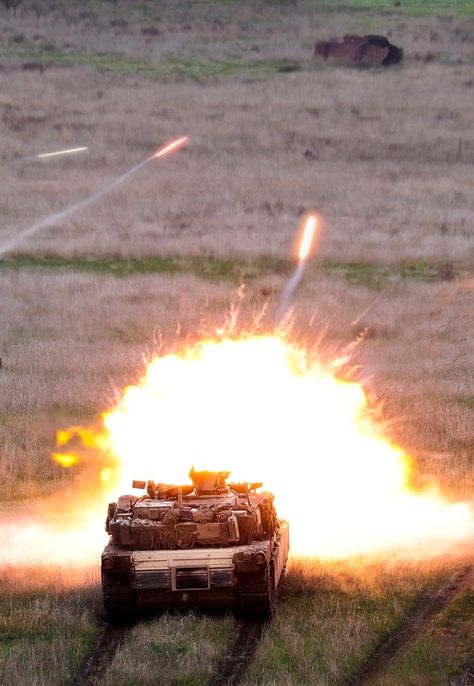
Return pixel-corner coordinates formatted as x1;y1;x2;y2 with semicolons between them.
315;35;403;67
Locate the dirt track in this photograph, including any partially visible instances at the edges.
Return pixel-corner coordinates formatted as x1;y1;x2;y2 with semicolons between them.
207;619;267;686
343;564;474;686
71;616;266;686
72;621;134;686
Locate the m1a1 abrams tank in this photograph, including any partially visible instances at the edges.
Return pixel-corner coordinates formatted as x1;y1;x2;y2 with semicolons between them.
101;470;289;619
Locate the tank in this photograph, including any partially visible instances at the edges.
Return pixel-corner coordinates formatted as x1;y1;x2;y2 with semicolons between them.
101;469;289;619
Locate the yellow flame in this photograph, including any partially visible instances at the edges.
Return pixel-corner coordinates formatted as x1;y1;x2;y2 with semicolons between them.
53;453;78;468
2;333;473;566
64;335;474;557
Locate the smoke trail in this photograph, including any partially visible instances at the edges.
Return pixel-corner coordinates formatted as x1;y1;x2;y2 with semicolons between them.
274;213;319;324
274;260;306;323
0;137;189;257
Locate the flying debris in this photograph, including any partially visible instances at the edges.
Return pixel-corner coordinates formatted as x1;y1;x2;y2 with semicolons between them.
0;136;190;257
37;146;88;159
275;212;321;323
150;136;189;160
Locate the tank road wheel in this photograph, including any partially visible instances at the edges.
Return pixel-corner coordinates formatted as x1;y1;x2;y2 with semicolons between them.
260;563;277;618
237;564;276;620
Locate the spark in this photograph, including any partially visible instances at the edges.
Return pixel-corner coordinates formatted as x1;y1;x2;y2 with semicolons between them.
37;146;88;159
0;136;190;257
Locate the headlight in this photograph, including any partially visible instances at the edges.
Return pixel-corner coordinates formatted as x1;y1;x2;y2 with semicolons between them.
102;556;114;570
253;551;266;565
210;569;234;587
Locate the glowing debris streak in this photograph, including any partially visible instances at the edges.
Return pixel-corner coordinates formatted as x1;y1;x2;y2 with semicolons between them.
37;146;88;159
151;136;189;159
298;214;318;261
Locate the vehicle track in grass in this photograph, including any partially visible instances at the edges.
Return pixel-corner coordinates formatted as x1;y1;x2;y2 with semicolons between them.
72;620;134;686
449;668;474;685
207;619;267;686
343;564;474;686
449;660;474;685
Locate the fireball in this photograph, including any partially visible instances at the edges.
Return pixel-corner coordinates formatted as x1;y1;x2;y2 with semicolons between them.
42;331;474;562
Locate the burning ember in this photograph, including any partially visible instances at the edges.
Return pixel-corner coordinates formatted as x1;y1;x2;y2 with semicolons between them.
295;212;319;261
150;136;189;160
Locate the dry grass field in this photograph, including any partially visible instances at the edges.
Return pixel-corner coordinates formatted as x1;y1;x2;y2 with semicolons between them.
1;1;473;684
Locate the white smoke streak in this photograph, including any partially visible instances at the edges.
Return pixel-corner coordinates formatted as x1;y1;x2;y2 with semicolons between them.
274;260;307;324
0;159;148;257
0;137;189;257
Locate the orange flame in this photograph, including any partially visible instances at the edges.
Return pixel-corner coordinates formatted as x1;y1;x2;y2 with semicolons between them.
151;136;190;160
53;453;78;468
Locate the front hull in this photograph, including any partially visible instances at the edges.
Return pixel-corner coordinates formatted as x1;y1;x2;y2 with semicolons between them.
102;521;289;618
136;588;237;610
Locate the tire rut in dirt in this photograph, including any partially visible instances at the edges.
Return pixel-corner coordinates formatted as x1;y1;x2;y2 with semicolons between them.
343;564;474;686
72;620;134;686
207;619;267;686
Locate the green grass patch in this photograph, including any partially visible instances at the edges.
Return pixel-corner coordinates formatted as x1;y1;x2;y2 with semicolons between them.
0;39;300;81
28;0;474;17
306;0;474;16
382;588;474;685
0;583;102;686
0;254;469;287
103;612;233;686
245;572;424;686
319;259;460;289
0;253;289;282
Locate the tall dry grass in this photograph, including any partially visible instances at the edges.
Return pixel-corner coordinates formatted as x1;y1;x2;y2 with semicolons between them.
3;1;474;65
0;269;472;498
243;556;464;686
0;3;472;263
102;612;233;686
